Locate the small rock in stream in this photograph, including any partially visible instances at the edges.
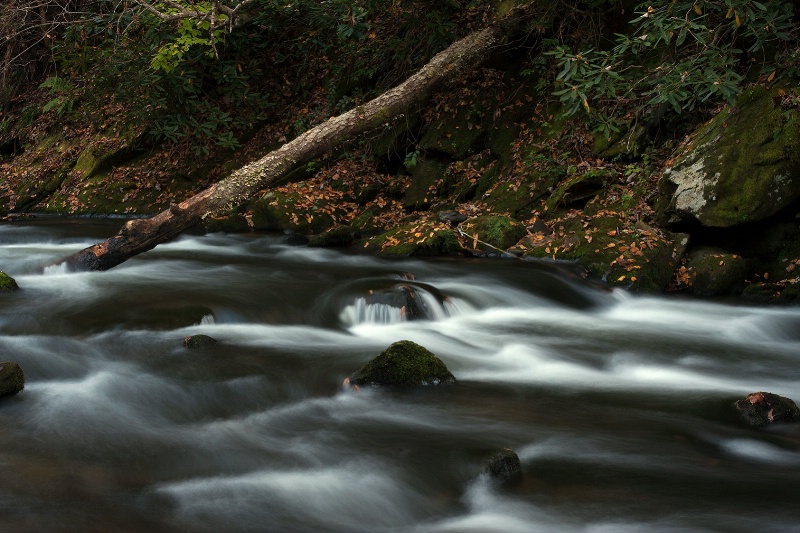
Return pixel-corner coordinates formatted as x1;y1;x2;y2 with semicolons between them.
0;271;19;292
184;334;220;349
486;448;522;486
733;392;800;428
0;362;25;397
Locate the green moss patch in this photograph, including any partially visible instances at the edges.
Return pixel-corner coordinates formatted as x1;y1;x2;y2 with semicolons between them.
659;86;800;227
459;214;526;252
350;340;455;387
364;220;461;257
0;271;19;292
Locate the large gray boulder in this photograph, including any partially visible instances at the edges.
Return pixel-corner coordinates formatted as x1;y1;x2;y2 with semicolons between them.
658;87;800;228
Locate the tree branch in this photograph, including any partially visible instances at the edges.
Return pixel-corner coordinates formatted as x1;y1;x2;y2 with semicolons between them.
56;3;534;272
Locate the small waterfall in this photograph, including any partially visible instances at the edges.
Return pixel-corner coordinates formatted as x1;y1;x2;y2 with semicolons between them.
338;282;474;326
43;262;70;275
340;299;405;325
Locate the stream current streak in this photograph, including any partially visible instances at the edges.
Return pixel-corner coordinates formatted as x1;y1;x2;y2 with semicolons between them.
1;219;799;533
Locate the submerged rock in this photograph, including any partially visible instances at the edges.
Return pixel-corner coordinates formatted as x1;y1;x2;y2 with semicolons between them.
486;448;522;486
733;392;800;428
0;362;25;397
0;271;19;292
349;340;455;388
184;334;220;349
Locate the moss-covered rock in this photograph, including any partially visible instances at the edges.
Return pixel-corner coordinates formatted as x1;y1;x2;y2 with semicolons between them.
201;213;251;233
402;157;451;210
418;99;491;159
0;271;19;292
349;340;455;387
684;247;750;296
0;361;25;397
364;220;461;257
733;392;800;428
545;169;613;212
13;159;75;212
458;214;527;253
480;144;567;217
658;86;800;227
73;126;146;180
741;281;800;304
593;123;648;160
521;211;680;292
249;186;347;234
308;225;356;247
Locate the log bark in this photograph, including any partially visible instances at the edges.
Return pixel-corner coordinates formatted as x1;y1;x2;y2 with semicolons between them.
59;5;532;272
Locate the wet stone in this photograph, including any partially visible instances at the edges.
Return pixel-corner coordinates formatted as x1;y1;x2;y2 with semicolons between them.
733;392;800;428
0;362;25;397
184;334;220;349
486;448;522;486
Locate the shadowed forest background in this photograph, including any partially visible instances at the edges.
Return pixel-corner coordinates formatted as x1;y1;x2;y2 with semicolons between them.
2;0;799;298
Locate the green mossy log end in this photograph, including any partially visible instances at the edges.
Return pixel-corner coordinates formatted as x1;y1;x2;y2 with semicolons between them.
350;340;456;388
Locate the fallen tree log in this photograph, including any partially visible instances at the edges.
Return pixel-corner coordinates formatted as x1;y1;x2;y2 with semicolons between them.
58;4;532;272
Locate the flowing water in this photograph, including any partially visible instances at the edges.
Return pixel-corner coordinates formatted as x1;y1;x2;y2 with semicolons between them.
1;219;799;533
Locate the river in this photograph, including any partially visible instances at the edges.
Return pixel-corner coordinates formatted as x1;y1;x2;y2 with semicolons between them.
1;218;799;532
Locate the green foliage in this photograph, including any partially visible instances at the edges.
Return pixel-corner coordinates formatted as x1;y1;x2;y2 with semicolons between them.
39;76;76;117
151;18;227;72
403;149;420;169
544;0;798;138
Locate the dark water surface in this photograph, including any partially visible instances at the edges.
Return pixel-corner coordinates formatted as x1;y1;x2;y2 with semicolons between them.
1;219;799;532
